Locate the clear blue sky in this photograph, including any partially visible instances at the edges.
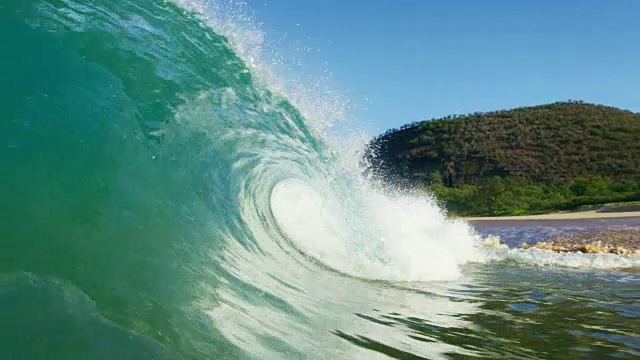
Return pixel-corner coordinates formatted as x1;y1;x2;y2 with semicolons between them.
244;0;640;135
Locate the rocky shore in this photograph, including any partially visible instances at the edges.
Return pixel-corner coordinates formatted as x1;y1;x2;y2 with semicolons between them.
523;228;640;255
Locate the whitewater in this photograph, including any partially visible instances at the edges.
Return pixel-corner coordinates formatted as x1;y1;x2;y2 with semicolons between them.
1;0;638;359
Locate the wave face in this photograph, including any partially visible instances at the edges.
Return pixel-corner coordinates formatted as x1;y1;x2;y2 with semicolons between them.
2;1;638;359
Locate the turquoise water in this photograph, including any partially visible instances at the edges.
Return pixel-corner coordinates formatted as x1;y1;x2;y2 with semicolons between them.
1;1;639;359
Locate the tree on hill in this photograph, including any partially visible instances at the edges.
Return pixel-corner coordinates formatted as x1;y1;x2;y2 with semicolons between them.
364;101;640;216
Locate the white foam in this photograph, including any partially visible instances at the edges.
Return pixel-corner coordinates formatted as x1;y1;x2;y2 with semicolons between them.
270;179;484;282
483;246;640;269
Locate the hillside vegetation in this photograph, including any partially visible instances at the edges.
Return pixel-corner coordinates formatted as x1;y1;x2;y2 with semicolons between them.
365;101;640;216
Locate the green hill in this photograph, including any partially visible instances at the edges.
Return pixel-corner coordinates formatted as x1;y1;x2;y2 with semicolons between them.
365;101;640;216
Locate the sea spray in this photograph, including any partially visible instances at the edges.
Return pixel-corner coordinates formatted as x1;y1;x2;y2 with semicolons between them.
270;179;483;281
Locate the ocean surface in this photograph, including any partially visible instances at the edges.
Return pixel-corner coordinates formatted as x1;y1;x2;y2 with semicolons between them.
2;1;639;359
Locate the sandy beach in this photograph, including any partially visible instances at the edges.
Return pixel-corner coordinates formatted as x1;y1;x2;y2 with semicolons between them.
462;206;640;221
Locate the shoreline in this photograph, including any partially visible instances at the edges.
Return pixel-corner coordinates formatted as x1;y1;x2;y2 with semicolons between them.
461;210;640;221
